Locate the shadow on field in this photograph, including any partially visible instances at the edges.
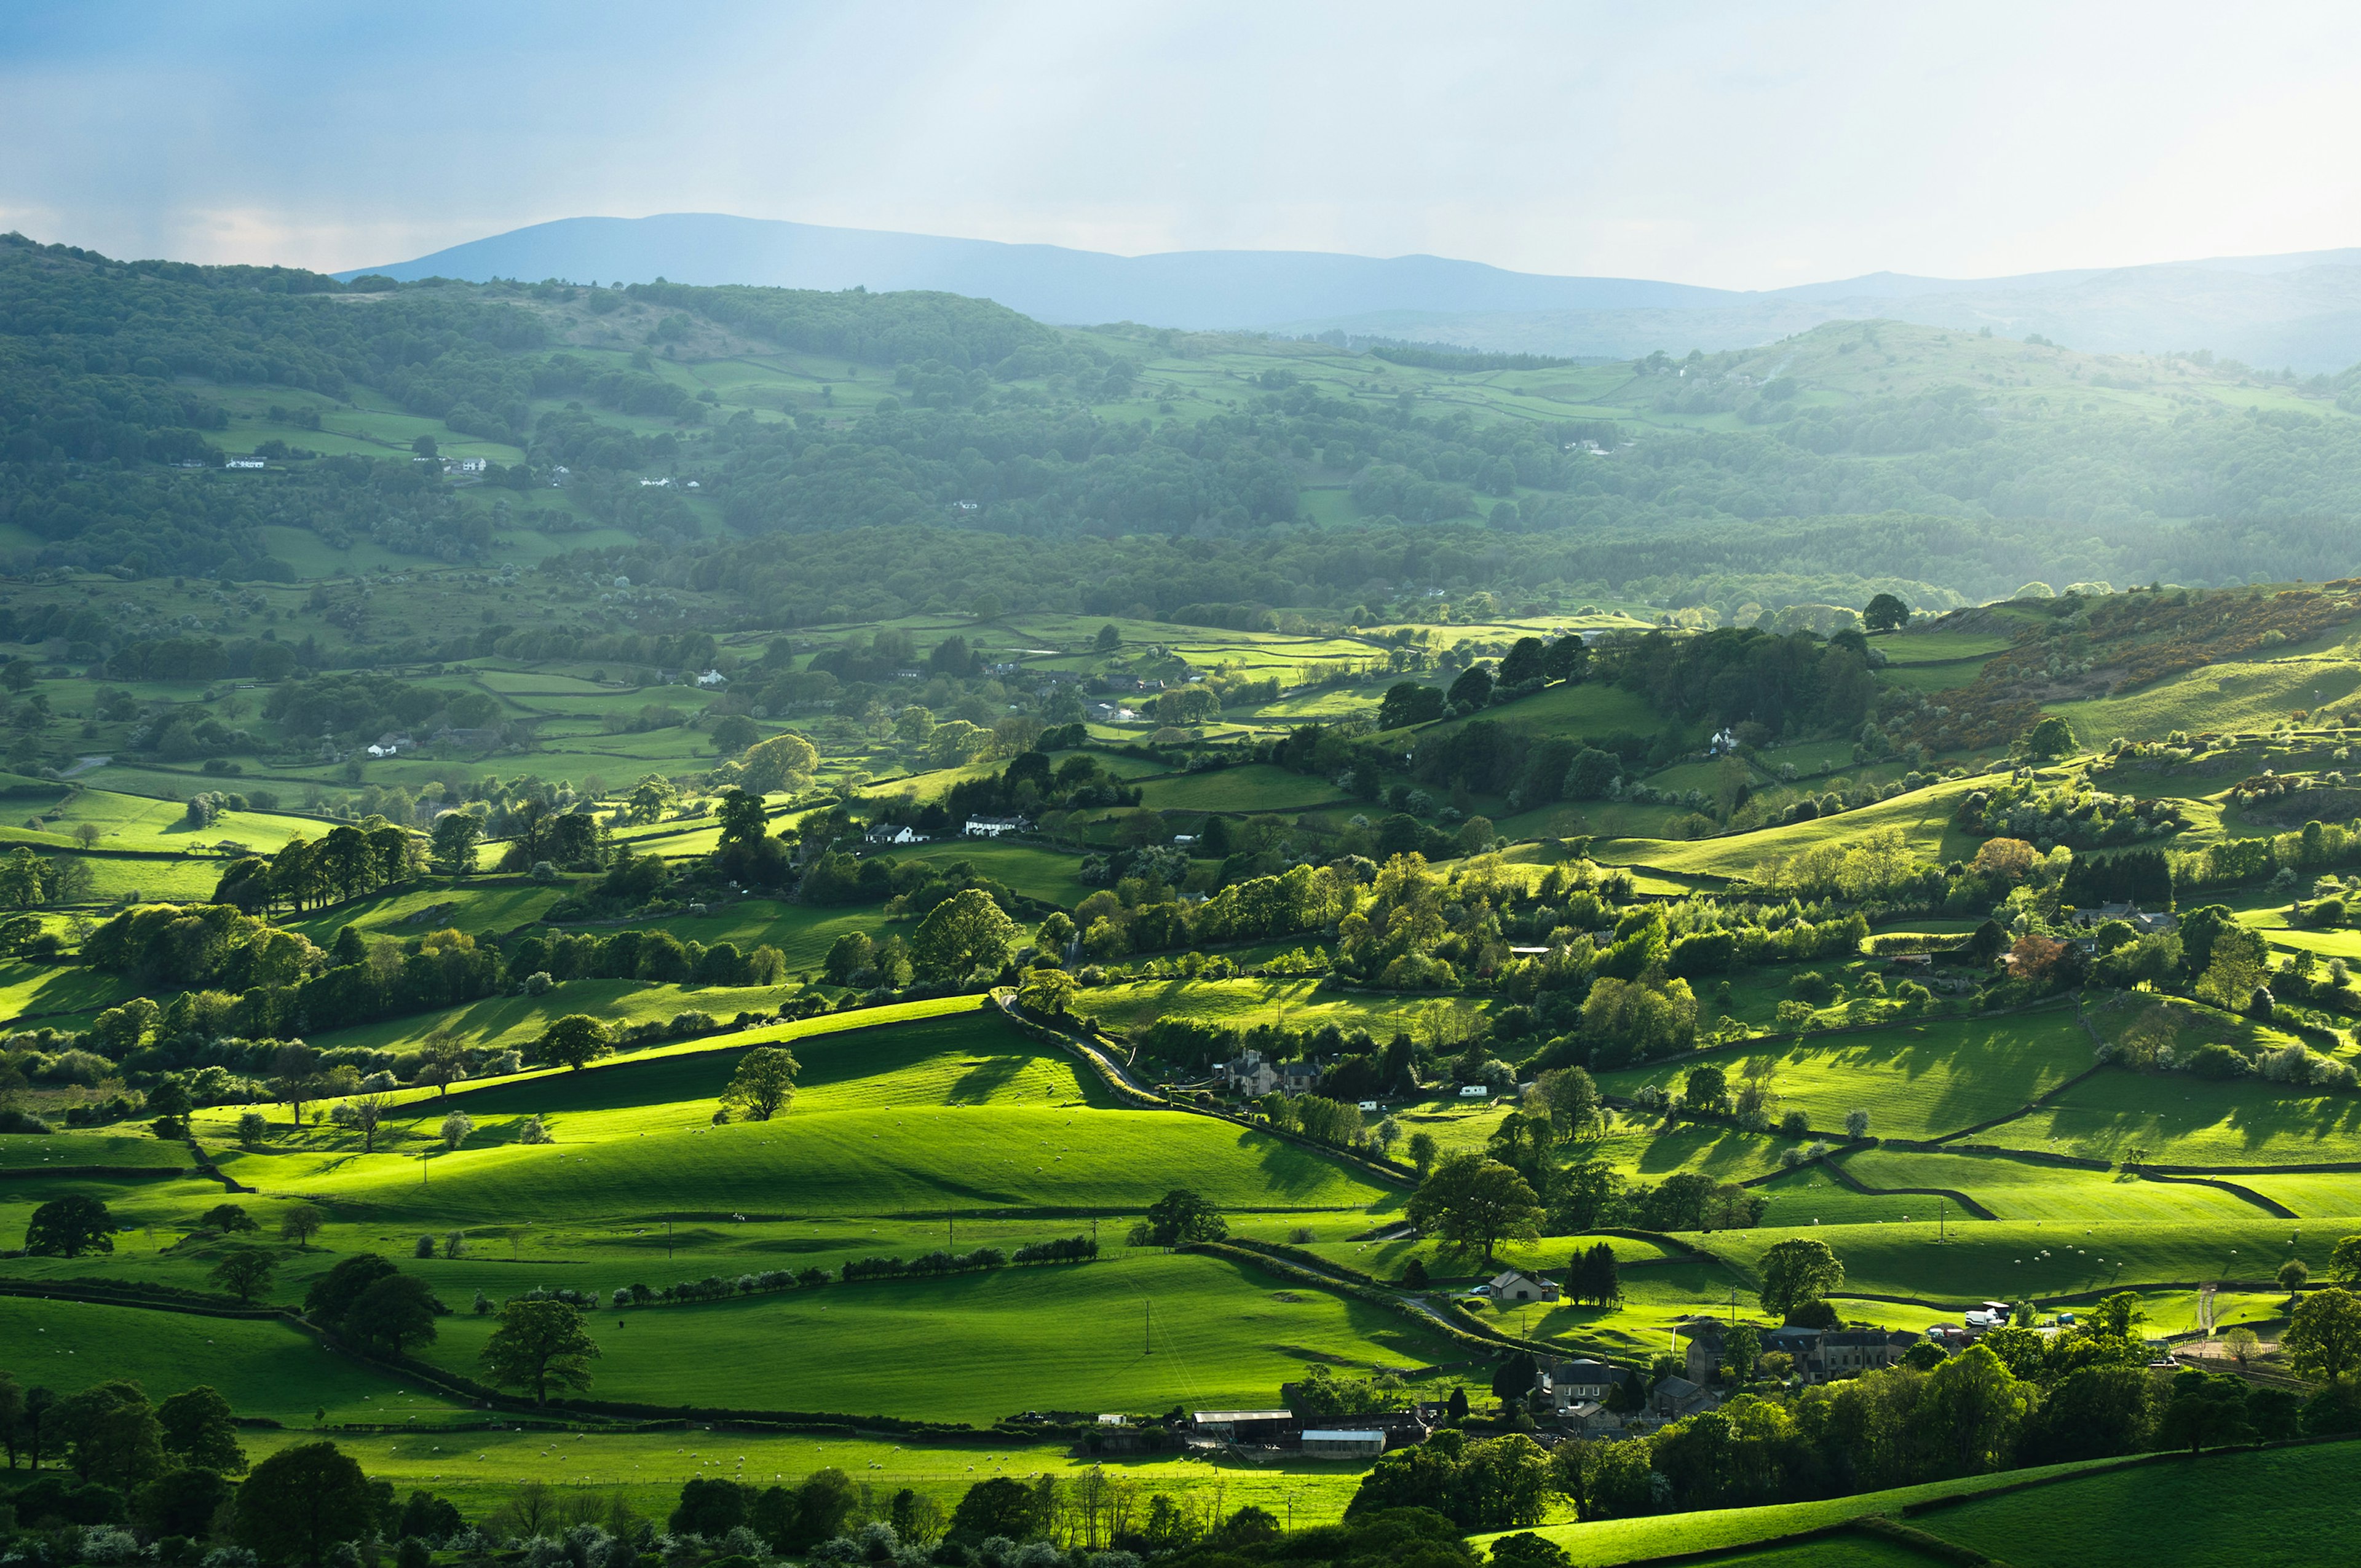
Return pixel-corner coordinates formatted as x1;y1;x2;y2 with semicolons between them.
945;1054;1028;1102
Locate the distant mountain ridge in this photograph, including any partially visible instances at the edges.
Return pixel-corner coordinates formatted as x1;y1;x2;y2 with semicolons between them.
343;214;2361;370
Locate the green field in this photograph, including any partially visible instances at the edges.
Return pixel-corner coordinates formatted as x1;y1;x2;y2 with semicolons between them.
199;1009;1398;1224
1599;1011;2098;1143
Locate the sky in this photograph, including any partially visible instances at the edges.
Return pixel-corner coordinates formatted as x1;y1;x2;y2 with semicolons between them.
6;0;2361;288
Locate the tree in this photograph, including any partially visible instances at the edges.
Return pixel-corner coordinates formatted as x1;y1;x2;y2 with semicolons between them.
1916;1343;2030;1475
710;714;761;755
1447;664;1494;709
343;1275;441;1355
1094;623;1121;652
670;1476;747;1536
2328;1234;2361;1286
909;888;1017;982
349;1093;394;1154
714;787;768;845
1137;1189;1227;1246
416;1031;469;1099
235;1441;376;1566
24;1195;116;1257
738;733;820;797
1377;682;1447;730
157;1385;247;1475
1758;1237;1845;1317
1533;1066;1600;1136
1722;1323;1763;1383
440;1111;475;1151
1407;1130;1439;1177
1844;1109;1871;1140
56;1381;166;1490
428;812;482;877
210;1247;279;1304
280;1203;325;1250
1407;1153;1544;1263
2281;1258;2312;1297
304;1253;397;1330
1567;1242;1621;1307
2194;925;2270;1011
1861;593;1910;632
2158;1370;2254;1454
532;1014;612;1072
722;1046;801;1121
0;1371;23;1471
1682;1064;1729;1114
2285;1287;2361;1382
2020;715;2076;763
949;1476;1034;1540
478;1298;601;1403
138;1465;237;1537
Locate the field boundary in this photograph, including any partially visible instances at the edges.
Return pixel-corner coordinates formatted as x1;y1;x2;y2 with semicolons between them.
1576;1431;2361;1568
0;1164;191;1181
2125;1169;2296;1218
1817;1154;1996;1220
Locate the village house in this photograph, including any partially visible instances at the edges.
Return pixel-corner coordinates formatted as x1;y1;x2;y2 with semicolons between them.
962;815;1028;837
1538;1357;1615;1406
1482;1269;1560;1304
1682;1320;1921;1384
1214;1052;1278;1097
864;823;930;846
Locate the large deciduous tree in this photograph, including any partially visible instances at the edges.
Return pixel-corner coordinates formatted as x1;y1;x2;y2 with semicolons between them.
910;888;1017;982
235;1441;376;1566
532;1014;613;1073
721;1046;801;1122
479;1299;601;1404
1757;1238;1846;1318
1407;1153;1543;1263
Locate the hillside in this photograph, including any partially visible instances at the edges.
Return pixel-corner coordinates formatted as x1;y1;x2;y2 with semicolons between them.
14;234;2361;617
12;234;2361;1568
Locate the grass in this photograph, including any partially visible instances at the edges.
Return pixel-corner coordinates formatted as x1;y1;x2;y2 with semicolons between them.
1833;1149;2274;1224
1973;1065;2361;1166
1594;774;1992;880
2049;656;2361;746
0;1294;473;1424
1476;1453;2151;1564
1910;1442;2358;1568
1707;1216;2320;1307
1598;1011;2098;1144
242;1422;1379;1526
1133;766;1349;814
407;1248;1456;1426
1078;978;1485;1041
199;1010;1398;1224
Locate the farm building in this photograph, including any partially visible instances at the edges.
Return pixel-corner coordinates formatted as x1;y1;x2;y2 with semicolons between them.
1300;1430;1386;1460
1190;1409;1296;1444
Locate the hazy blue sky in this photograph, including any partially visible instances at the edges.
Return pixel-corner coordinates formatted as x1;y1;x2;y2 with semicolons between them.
6;1;2359;286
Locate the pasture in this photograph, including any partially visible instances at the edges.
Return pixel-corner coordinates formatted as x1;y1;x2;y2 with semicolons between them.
1597;1010;2098;1144
407;1248;1457;1425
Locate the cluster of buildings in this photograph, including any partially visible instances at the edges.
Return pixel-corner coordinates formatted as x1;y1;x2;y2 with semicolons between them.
1211;1049;1325;1098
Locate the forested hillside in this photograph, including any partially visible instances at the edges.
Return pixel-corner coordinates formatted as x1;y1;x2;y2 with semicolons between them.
9;232;2361;614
